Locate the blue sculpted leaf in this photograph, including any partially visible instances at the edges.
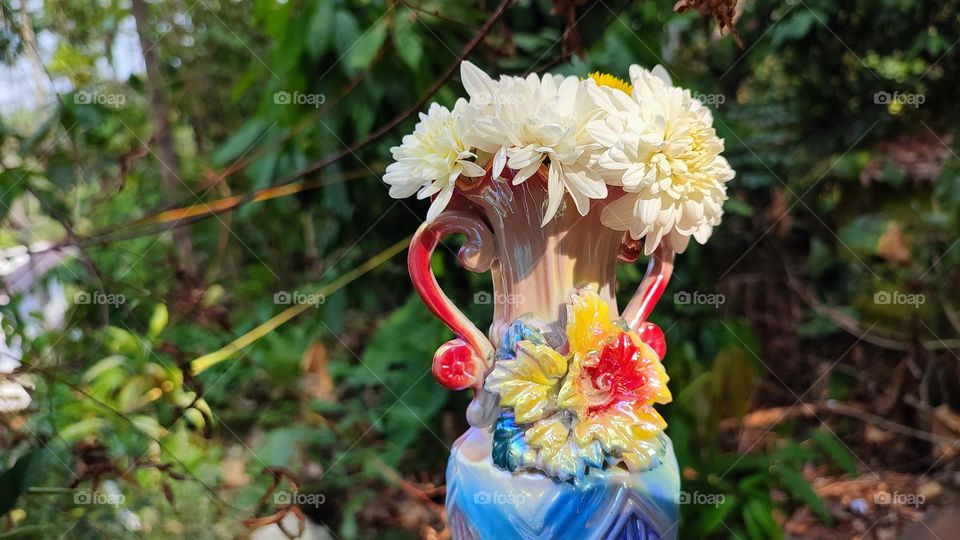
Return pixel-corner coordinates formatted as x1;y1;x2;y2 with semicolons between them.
492;411;527;472
497;319;546;360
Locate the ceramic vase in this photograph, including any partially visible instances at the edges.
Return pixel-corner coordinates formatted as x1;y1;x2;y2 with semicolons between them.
408;167;680;540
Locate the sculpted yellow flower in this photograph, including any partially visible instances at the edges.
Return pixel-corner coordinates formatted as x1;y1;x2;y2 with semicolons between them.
487;289;674;478
566;289;617;358
558;290;672;470
484;341;567;424
572;401;667;470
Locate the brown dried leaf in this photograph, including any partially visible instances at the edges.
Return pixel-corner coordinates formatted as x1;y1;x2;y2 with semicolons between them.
864;424;894;444
551;0;588;59
765;188;793;237
876;221;911;263
300;340;334;402
861;131;954;185
221;455;251;488
917;481;943;502
932;404;960;459
674;0;743;47
162;482;175;507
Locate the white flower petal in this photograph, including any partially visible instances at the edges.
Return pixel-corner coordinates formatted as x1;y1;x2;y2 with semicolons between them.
638;196;662;225
426;184;455;222
683;198;704;221
643;228;664;255
461;61;494;100
586;118;621;148
512;161;542;185
487;147;505;178
600;195;636;231
388;183;421;199
460;159;486;177
542;160;565;225
417;182;442;199
693;224;714;244
651;65;672;85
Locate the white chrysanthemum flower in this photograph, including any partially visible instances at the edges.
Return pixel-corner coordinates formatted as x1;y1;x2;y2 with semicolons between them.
383;99;486;221
459;61;607;226
587;65;734;255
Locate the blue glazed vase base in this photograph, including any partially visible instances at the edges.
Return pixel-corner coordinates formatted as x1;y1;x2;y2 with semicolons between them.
445;428;680;540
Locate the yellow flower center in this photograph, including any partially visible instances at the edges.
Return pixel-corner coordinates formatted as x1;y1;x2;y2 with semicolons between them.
588;72;632;94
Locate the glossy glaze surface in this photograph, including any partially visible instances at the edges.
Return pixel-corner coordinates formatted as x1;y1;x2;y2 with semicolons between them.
406;166;680;539
408;168;674;427
446;428;679;540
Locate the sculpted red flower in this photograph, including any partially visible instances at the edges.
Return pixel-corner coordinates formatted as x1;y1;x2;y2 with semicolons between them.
580;333;648;413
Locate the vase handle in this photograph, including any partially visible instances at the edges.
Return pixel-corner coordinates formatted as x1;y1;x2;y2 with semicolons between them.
408;210;499;424
620;237;676;358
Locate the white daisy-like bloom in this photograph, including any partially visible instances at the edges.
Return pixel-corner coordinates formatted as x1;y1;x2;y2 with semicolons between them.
587;65;734;255
459;61;607;226
383;99;486;221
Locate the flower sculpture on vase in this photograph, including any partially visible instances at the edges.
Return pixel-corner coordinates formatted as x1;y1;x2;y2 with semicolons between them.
386;61;733;540
486;289;672;482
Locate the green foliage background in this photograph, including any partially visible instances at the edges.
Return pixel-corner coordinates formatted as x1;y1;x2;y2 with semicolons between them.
1;0;959;538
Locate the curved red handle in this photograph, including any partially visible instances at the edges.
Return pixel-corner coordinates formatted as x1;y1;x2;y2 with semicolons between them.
620;237;676;359
408;211;496;392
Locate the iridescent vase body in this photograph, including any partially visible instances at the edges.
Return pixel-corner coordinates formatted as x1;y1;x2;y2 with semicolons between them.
408;168;680;539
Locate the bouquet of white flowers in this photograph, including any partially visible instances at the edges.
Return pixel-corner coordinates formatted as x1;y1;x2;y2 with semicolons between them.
384;62;734;255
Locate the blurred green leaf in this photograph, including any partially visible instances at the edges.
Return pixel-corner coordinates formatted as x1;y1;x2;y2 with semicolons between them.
698;493;739;534
333;11;362;68
307;1;336;58
0;451;43;516
812;429;858;476
838;215;888;257
344;22;388;75
45;157;75;191
212;119;271;167
776;463;833;525
256;427;310;467
393;23;423;71
743;499;783;540
771;10;818;47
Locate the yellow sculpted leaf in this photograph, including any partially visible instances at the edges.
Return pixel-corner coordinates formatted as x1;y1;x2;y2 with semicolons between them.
567;289;617;358
525;416;569;456
484;341;567;424
628;334;673;406
556;359;586;414
572;402;667;468
525;417;603;481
